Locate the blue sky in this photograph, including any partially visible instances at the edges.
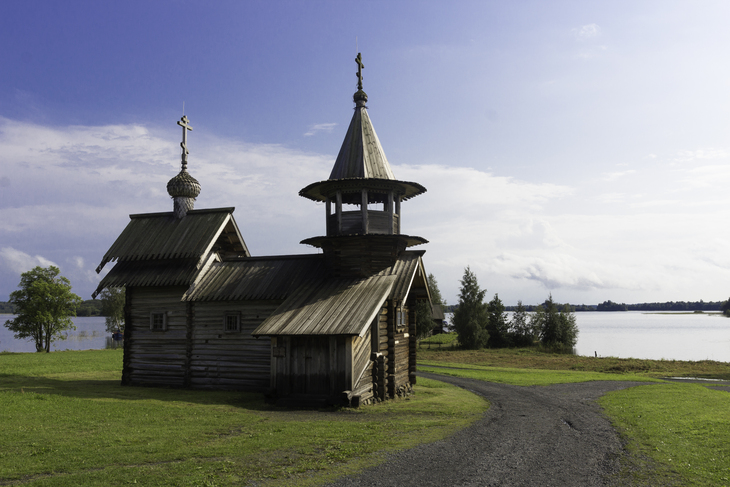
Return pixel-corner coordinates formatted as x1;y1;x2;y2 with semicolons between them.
2;0;730;305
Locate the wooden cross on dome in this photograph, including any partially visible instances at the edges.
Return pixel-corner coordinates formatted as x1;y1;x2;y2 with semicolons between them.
356;53;364;90
177;115;193;170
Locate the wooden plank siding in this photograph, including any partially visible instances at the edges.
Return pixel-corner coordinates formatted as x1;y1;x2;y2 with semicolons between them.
124;286;190;387
189;301;274;391
123;287;273;391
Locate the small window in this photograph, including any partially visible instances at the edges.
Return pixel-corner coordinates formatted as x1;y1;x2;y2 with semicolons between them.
150;312;167;331
396;307;407;329
224;312;240;333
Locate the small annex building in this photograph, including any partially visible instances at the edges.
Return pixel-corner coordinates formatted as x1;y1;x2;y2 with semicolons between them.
94;55;432;406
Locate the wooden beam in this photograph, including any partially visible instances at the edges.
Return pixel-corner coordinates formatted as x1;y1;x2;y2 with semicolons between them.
361;189;369;234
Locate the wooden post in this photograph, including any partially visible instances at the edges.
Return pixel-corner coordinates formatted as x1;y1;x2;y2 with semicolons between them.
336;191;342;234
361;189;369;234
395;196;401;234
326;197;331;234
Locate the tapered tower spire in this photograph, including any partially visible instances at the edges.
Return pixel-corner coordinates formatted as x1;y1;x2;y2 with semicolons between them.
299;54;427;277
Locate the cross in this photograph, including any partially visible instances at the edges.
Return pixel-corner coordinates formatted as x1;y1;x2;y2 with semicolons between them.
355;53;364;90
177;115;193;170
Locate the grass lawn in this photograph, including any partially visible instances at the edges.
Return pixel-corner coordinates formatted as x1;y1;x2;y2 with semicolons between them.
0;349;486;486
3;346;728;486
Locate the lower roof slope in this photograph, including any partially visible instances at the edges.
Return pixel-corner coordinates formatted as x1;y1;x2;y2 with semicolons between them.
252;274;396;337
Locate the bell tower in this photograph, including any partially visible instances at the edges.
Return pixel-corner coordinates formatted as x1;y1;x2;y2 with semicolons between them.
299;54;427;277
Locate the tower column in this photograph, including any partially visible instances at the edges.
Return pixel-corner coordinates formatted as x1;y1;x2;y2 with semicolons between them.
336;191;342;234
387;191;394;235
361;189;369;234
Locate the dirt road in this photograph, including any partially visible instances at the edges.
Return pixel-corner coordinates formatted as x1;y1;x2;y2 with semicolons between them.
326;373;653;487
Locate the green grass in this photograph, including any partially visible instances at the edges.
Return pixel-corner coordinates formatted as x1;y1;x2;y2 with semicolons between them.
0;349;487;486
419;362;660;386
418;332;459;347
600;383;730;486
4;347;729;486
419;345;730;379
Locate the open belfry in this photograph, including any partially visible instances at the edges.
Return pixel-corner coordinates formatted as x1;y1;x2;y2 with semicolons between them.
94;55;432;406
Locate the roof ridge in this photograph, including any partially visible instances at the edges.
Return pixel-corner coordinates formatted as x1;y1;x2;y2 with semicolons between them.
129;207;235;219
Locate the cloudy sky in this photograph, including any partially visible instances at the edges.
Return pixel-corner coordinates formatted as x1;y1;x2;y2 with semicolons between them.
2;1;730;306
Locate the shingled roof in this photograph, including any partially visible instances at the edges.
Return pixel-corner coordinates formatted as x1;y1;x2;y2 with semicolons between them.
93;207;249;298
95;208;248;273
252;251;427;337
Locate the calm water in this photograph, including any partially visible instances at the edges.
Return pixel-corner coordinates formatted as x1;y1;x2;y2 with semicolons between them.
2;312;729;362
574;311;730;362
442;311;730;362
0;315;121;353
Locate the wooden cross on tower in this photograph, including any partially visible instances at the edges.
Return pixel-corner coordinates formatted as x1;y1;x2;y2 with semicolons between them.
355;53;364;90
177;115;193;170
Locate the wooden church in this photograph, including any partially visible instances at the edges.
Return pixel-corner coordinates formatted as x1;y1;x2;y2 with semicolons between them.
93;55;432;406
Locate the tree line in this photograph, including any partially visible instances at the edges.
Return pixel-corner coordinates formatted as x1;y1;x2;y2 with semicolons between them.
449;267;579;352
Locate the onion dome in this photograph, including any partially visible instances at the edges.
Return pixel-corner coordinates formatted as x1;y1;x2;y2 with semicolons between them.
167;169;201;198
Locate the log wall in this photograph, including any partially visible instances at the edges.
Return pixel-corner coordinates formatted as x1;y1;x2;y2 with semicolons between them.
189;300;275;391
123;287;273;391
124;286;190;387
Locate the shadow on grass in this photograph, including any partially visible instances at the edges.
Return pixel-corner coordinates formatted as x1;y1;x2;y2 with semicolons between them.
0;373;276;411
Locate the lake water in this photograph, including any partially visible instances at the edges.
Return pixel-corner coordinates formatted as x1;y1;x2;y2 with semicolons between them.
441;311;730;362
1;312;729;362
573;311;730;362
0;315;122;353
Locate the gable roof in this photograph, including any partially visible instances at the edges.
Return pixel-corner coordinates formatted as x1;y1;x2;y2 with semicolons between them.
252;274;396;337
95;207;248;273
251;251;427;337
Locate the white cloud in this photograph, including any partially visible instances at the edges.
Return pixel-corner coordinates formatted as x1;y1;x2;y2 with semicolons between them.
3;117;730;305
0;247;57;275
304;123;337;137
573;23;601;41
601;169;636;181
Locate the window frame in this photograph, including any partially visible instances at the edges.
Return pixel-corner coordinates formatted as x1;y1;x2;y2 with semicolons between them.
223;312;241;333
149;311;167;332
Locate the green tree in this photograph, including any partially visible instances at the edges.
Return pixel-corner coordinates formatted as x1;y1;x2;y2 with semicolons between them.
99;287;126;333
486;293;510;347
427;273;446;307
414;300;436;339
530;295;578;352
509;300;535;346
722;298;730;317
5;266;82;352
452;267;489;349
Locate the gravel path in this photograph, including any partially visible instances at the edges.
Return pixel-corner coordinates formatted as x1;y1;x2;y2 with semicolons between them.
326;372;655;487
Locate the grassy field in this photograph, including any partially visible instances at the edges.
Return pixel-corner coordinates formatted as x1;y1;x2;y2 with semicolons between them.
419;343;730;379
0;349;486;486
2;347;729;486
